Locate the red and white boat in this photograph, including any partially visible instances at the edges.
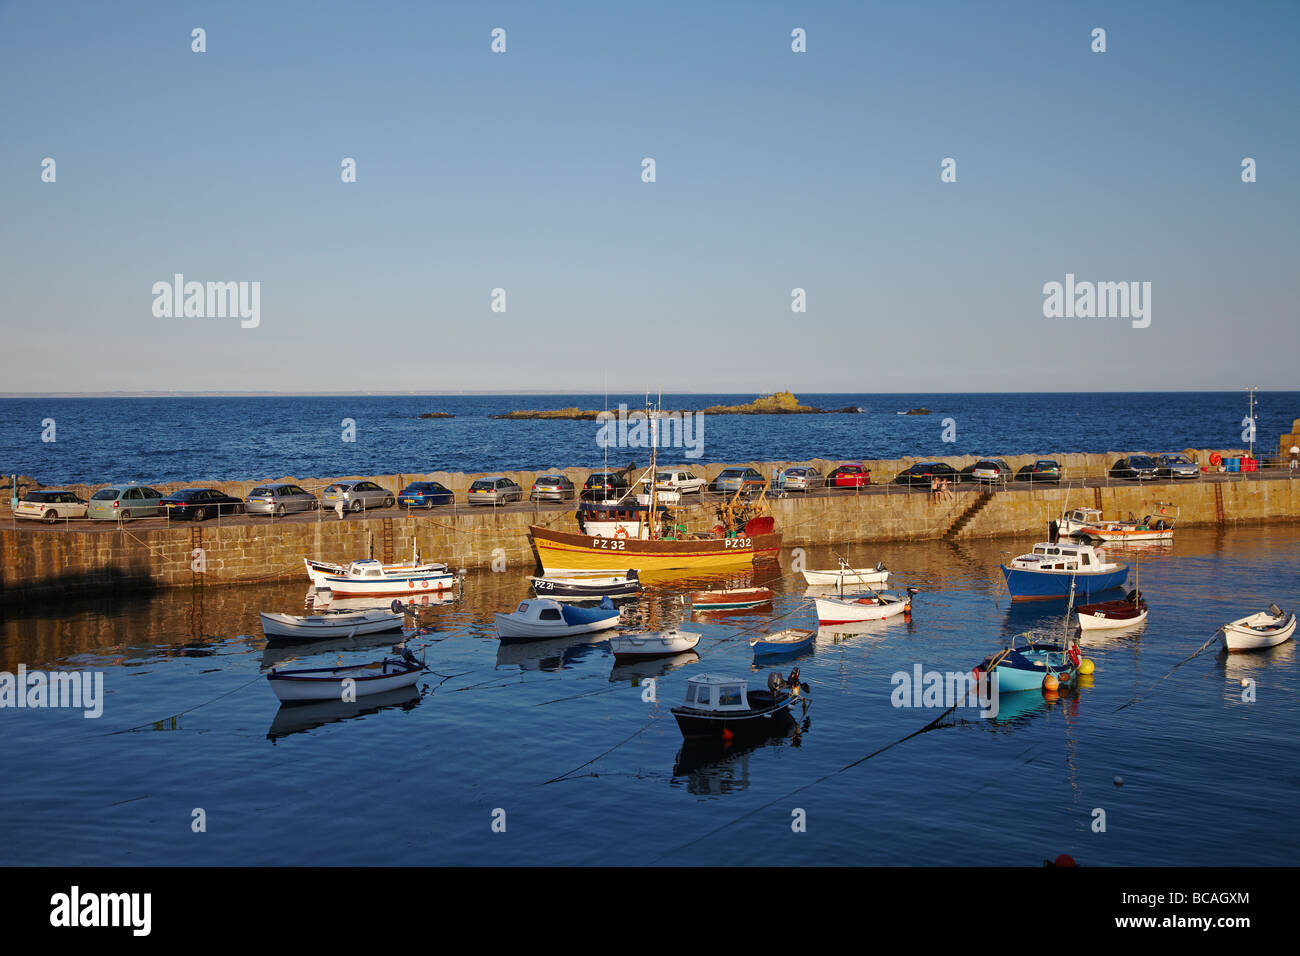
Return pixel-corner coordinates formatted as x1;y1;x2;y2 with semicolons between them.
815;588;918;625
1222;605;1296;652
1076;589;1148;631
688;586;774;611
306;558;455;597
1059;504;1178;542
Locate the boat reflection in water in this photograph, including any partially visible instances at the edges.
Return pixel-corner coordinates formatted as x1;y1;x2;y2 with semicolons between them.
259;631;408;670
671;721;809;796
1220;636;1295;690
984;678;1088;727
494;633;607;673
608;651;700;684
266;685;423;743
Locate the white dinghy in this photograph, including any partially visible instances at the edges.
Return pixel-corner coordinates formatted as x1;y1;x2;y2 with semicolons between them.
266;651;426;703
260;608;405;641
802;559;890;588
1222;604;1297;652
609;629;700;660
494;597;622;641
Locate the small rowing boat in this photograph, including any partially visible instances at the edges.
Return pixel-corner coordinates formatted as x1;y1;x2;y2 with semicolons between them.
801;560;890;588
609;629;700;660
750;628;815;658
266;651;426;703
260;607;404;641
687;586;774;611
1222;605;1297;652
529;571;641;601
814;588;917;625
494;597;622;641
1076;589;1148;631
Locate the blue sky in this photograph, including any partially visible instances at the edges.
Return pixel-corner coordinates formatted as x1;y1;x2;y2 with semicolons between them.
1;0;1296;393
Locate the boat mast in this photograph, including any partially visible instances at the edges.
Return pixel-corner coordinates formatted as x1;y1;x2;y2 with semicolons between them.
648;391;658;541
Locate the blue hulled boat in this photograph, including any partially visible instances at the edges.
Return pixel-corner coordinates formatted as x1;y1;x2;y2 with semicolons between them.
1001;541;1127;601
976;636;1081;693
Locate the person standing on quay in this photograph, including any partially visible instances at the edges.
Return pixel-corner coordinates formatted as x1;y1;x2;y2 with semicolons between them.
1291;443;1298;471
336;497;346;520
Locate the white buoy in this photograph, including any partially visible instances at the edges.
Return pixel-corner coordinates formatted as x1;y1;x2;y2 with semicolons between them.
1114;776;1124;786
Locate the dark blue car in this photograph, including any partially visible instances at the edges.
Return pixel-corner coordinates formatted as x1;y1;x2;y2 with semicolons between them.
398;481;455;509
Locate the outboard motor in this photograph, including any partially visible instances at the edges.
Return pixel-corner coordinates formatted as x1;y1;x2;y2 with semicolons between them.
1268;603;1283;618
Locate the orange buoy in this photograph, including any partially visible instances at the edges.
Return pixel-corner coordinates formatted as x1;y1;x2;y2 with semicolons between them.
1043;673;1060;692
721;727;733;742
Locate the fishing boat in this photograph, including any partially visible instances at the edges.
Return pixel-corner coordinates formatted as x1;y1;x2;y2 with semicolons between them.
530;397;782;575
1222;605;1297;652
304;543;452;589
687;586;774;611
671;669;809;740
306;558;456;597
751;628;815;658
260;607;405;640
1001;541;1127;601
801;560;890;588
975;634;1082;693
266;651;426;703
1076;589;1148;631
609;629;700;660
814;588;917;625
494;596;622;641
1059;504;1178;542
529;571;641;601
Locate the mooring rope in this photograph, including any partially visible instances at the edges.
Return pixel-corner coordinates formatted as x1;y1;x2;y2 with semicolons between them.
1113;629;1224;712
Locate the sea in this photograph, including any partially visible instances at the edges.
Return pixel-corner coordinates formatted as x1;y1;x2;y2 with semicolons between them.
1;391;1295;485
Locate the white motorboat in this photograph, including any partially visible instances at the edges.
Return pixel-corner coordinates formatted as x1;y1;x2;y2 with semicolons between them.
802;560;890;587
305;558;455;597
266;653;426;703
1222;605;1297;652
494;597;622;641
260;608;405;640
609;629;700;660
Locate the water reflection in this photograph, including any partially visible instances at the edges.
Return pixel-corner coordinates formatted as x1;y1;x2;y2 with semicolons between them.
608;651;700;684
266;685;424;742
671;720;809;796
494;634;608;673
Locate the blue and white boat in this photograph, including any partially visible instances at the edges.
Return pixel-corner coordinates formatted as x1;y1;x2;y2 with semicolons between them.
494;596;622;641
751;628;815;659
1001;541;1126;601
976;635;1081;693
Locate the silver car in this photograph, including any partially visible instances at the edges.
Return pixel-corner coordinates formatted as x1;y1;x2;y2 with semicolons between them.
1156;454;1200;479
781;466;824;492
87;484;165;520
321;480;396;513
245;483;319;516
468;476;522;505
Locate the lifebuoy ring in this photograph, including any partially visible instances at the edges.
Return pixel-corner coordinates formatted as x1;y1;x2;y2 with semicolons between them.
614;527;629;539
1209;452;1222;466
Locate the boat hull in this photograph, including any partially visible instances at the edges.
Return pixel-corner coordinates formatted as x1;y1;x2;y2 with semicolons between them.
530;526;782;575
267;660;424;702
814;595;911;625
670;695;799;740
752;628;816;658
1001;565;1128;601
494;612;621;641
802;568;890;587
1223;612;1297;651
610;631;701;660
259;610;404;640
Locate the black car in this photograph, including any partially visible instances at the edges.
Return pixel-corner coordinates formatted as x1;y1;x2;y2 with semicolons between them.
894;462;959;486
160;487;245;520
1016;459;1063;484
1109;456;1159;481
581;471;630;501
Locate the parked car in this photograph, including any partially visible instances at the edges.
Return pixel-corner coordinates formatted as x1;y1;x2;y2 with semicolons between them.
825;464;871;487
468;476;523;505
710;467;766;494
398;481;456;508
1109;456;1160;481
1155;453;1200;479
654;469;707;495
87;484;165;521
970;459;1014;484
581;472;630;502
14;489;87;523
529;474;576;502
893;462;959;486
1015;460;1063;484
780;466;825;492
245;483;319;516
160;488;245;520
321;480;396;513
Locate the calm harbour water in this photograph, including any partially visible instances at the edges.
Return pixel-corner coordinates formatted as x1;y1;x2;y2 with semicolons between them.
1;524;1296;866
1;391;1295;484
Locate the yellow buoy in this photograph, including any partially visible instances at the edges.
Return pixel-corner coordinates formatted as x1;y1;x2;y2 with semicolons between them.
1079;658;1095;675
1043;673;1060;692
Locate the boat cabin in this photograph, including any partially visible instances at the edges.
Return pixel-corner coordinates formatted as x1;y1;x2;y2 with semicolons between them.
1063;507;1102;526
346;559;389;578
681;675;750;712
511;600;565;623
1010;542;1109;572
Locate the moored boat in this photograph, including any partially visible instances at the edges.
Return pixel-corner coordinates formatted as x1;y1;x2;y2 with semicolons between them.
671;669;809;740
1001;542;1127;601
266;651;426;703
609;629;701;660
1222;605;1296;652
688;586;774;611
974;636;1082;694
529;571;641;601
260;607;405;641
814;588;917;625
801;560;890;588
1059;504;1178;542
1076;589;1148;631
751;628;815;658
494;596;622;641
306;557;456;597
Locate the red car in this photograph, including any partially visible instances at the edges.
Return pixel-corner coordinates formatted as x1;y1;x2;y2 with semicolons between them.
825;464;871;487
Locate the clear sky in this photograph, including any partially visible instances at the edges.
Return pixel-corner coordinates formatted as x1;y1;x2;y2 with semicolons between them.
1;1;1296;394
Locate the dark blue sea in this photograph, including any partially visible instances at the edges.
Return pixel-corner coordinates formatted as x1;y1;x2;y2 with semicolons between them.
1;528;1296;866
1;391;1294;484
